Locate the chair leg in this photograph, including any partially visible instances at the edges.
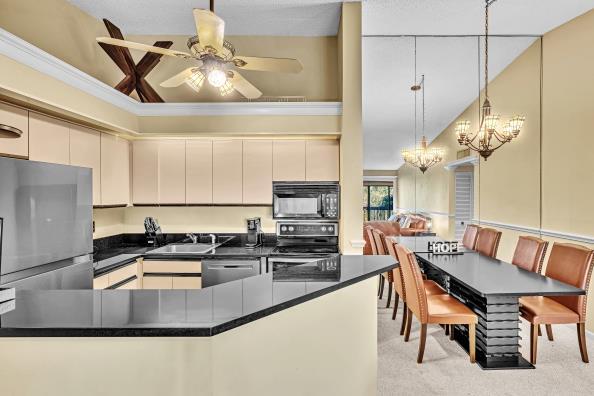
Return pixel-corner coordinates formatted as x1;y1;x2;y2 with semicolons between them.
417;324;427;364
545;324;554;341
404;308;413;342
538;325;542;337
378;275;384;299
400;302;408;336
391;293;399;320
385;282;393;308
530;323;539;365
445;324;450;336
469;323;476;363
577;323;589;363
450;325;455;341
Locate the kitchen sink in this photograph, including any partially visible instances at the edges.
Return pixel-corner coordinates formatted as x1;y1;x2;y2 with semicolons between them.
149;236;235;255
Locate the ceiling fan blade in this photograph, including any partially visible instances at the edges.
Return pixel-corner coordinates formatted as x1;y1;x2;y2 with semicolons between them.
160;66;202;87
233;56;303;74
229;71;262;99
96;37;192;59
193;9;225;53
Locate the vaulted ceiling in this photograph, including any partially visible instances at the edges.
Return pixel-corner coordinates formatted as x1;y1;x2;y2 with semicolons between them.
363;0;594;170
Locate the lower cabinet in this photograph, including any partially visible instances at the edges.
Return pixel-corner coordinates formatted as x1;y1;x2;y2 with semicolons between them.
142;260;202;290
142;276;173;289
172;276;202;289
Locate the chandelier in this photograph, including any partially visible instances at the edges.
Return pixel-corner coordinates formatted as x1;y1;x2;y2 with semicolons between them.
455;0;525;160
401;68;444;173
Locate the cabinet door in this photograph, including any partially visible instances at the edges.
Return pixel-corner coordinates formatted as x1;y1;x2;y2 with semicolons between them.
101;133;130;206
93;275;109;290
115;278;139;290
70;125;101;205
273;140;305;181
143;276;173;289
159;140;186;204
243;140;273;204
0;102;29;158
132;140;159;204
29;112;70;165
186;140;213;204
306;140;340;181
213;140;243;204
172;276;202;289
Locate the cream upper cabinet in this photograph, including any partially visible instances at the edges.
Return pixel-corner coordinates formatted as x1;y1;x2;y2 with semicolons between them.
29;112;70;165
159;140;186;204
273;140;306;181
0;102;29;158
69;125;101;205
243;140;273;204
101;133;130;206
132;140;159;204
186;140;213;204
213;140;243;204
306;140;340;181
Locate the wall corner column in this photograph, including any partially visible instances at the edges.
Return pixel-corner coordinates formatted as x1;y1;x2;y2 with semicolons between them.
339;2;363;254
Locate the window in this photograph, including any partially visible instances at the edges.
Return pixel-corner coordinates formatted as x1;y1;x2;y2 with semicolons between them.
363;184;394;221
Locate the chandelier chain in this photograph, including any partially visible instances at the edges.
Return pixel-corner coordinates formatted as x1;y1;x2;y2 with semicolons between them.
484;0;489;99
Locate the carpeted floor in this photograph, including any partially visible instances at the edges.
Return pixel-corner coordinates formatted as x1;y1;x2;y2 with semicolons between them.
377;298;594;395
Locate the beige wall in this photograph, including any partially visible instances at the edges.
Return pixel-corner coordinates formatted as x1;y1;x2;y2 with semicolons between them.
339;2;363;254
397;9;594;331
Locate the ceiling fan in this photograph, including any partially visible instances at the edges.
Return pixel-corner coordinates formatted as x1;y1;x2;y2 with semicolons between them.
96;0;303;99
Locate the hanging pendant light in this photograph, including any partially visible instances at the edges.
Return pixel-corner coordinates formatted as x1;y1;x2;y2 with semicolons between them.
401;37;444;174
455;0;525;160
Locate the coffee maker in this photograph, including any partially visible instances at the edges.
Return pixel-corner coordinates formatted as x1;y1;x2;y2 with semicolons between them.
246;217;263;248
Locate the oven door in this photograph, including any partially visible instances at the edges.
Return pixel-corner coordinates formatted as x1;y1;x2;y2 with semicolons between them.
273;193;323;219
269;255;340;281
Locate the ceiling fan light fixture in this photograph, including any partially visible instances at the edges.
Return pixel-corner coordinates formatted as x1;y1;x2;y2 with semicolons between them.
186;70;205;92
207;68;227;88
219;80;234;96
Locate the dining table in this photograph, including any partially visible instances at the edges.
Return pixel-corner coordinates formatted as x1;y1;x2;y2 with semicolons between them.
390;236;585;370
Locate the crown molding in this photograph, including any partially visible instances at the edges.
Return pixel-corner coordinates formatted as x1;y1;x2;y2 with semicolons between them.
444;155;479;170
0;27;342;117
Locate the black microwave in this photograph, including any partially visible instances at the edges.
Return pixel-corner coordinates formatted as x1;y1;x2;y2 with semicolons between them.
272;182;339;220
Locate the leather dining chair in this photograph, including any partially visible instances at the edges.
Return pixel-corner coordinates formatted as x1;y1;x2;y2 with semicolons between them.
365;226;384;298
520;242;594;364
372;228;394;308
512;236;549;273
396;244;477;363
462;224;481;250
386;239;447;336
475;228;502;258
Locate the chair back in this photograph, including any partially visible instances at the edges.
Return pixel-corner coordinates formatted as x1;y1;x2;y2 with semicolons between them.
512;236;548;273
462;224;481;250
396;244;428;323
475;228;502;258
545;243;594;321
364;226;378;255
371;228;388;255
386;239;405;299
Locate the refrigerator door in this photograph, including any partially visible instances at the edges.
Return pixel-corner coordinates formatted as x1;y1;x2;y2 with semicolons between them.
0;157;93;276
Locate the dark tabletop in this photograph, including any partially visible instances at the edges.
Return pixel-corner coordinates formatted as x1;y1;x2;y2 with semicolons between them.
0;255;396;337
416;252;585;297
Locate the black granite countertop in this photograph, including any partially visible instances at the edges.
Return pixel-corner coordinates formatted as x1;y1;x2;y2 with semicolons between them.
0;255;396;337
93;233;277;277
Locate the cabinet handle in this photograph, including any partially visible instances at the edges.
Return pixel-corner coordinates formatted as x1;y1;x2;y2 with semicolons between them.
0;124;23;138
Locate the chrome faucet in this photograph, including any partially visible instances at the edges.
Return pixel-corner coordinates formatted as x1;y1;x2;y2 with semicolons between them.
208;234;217;244
186;233;198;244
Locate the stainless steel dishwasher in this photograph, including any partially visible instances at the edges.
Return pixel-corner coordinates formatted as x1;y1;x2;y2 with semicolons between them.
201;258;263;287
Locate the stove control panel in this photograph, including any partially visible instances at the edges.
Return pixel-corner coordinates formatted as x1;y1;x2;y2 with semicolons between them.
276;222;339;237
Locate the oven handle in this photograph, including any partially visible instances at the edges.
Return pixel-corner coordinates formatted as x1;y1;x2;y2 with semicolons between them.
269;257;326;264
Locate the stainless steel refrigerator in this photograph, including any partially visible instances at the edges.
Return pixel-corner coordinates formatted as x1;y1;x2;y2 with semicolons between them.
0;156;93;289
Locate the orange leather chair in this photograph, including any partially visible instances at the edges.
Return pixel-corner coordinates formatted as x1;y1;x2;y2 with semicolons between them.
365;226;385;298
363;221;401;255
520;242;594;364
386;239;447;336
475;227;502;258
372;228;394;308
512;236;548;273
462;224;481;250
396;244;477;363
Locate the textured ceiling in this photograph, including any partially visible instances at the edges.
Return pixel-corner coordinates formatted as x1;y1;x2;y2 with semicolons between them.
363;0;594;170
67;0;343;36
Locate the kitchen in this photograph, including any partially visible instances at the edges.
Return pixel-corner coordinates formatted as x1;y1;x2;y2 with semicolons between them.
0;1;390;395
